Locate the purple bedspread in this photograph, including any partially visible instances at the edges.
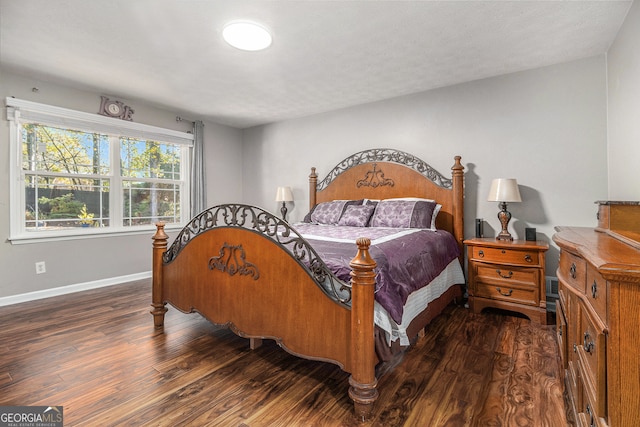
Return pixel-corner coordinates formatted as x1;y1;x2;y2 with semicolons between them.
293;224;461;324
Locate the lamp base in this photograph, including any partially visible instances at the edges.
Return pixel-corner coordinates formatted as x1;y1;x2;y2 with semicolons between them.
496;202;514;241
280;202;288;221
496;231;514;241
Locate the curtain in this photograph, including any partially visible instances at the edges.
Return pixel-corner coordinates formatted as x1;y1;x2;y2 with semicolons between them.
190;120;206;217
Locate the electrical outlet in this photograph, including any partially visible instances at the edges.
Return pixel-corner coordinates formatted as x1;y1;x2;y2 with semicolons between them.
35;261;46;274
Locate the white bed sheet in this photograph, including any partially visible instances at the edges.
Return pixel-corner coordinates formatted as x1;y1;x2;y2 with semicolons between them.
373;259;465;346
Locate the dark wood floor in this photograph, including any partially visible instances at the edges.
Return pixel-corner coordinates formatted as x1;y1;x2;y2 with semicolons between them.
0;279;571;426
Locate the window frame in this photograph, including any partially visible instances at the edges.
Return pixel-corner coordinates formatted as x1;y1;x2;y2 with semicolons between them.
6;97;194;244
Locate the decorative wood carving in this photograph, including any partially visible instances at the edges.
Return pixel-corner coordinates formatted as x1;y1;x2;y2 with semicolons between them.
209;243;259;280
356;163;394;188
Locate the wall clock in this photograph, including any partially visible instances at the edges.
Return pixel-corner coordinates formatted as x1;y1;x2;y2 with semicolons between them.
98;96;134;121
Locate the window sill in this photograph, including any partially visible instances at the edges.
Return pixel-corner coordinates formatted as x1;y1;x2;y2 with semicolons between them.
8;224;184;245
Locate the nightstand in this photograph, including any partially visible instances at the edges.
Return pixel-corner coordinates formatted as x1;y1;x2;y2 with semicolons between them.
464;238;549;324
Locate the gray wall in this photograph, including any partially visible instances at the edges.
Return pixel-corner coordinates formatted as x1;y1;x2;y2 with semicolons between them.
242;56;610;277
607;0;640;200
0;71;243;301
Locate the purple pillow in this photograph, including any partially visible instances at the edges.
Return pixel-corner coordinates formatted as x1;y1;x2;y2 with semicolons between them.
370;199;439;229
337;204;375;227
304;200;363;225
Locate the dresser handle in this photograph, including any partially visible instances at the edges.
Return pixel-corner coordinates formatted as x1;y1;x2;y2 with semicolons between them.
583;332;594;354
524;254;532;263
573;343;577;353
591;280;598;299
496;287;513;296
496;269;513;279
478;250;484;258
558;325;563;337
586;403;595;427
570;263;577;279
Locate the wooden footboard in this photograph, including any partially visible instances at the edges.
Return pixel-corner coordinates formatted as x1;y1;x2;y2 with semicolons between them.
151;205;379;419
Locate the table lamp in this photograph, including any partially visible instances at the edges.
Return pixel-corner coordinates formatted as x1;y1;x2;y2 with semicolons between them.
275;186;294;220
487;178;521;241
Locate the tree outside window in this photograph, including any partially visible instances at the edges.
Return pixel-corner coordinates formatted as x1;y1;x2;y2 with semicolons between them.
21;123;184;232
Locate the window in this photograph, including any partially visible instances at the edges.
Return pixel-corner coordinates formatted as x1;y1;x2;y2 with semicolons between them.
7;98;193;243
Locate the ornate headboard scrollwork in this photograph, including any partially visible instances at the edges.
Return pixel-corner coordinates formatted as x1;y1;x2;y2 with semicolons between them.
316;148;453;191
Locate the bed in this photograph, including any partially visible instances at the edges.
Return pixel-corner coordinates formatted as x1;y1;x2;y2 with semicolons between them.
151;148;465;420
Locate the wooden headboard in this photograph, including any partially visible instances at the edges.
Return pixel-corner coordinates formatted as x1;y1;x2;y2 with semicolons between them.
308;148;464;254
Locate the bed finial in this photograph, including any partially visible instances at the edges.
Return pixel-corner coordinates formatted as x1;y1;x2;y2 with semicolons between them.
309;167;318;211
451;156;464;258
349;237;378;420
151;222;169;328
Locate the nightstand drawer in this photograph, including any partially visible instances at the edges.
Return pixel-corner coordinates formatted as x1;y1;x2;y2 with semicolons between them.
559;251;587;293
475;264;538;286
471;246;540;266
474;281;538;306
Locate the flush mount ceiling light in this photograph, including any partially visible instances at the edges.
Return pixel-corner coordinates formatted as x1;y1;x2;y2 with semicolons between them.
222;21;272;51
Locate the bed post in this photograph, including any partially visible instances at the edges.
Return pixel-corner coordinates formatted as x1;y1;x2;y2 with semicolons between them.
451;156;465;257
309;167;318;211
151;222;169;328
348;237;378;421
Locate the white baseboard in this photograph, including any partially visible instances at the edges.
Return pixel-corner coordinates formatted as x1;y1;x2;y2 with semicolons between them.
0;271;152;307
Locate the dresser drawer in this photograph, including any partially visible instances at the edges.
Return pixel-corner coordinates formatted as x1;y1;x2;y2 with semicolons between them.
586;264;608;322
578;308;606;416
474;281;538;306
559;251;587;293
577;395;606;427
568;358;582;415
556;300;568;370
558;285;569;321
475;264;539;287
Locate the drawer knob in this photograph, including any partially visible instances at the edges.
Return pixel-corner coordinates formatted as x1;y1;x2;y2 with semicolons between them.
586;403;595;427
496;269;513;279
570;263;577;279
583;332;595;354
524;254;533;263
558;325;563;337
591;280;598;299
478;250;484;258
496;287;513;297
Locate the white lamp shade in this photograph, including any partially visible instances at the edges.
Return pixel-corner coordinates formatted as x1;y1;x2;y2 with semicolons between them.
275;186;294;202
487;178;522;202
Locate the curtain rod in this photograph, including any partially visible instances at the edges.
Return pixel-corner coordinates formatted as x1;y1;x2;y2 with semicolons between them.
176;116;197;124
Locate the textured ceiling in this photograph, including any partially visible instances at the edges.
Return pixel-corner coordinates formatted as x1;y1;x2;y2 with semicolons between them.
0;0;633;129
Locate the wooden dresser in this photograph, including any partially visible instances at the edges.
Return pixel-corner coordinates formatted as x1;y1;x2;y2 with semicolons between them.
464;238;549;324
553;201;640;427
